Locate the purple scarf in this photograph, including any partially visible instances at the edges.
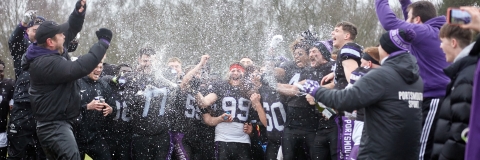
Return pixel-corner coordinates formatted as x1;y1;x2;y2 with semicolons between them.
336;116;355;160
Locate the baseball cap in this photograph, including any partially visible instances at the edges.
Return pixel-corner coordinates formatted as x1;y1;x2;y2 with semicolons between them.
35;21;69;44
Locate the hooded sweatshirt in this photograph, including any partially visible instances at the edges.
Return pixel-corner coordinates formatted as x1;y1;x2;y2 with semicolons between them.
312;52;424;159
375;0;449;98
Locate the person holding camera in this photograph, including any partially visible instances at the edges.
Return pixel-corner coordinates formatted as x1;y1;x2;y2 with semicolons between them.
74;61;115;160
456;6;480;160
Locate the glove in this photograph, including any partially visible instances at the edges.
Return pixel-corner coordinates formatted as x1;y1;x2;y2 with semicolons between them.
22;10;36;24
75;0;87;11
96;28;113;43
302;79;320;95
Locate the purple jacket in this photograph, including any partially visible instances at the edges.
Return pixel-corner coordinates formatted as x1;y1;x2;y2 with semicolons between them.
465;36;480;160
375;0;449;98
466;59;480;160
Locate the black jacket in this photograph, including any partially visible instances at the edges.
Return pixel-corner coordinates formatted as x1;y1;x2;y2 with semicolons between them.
313;52;424;160
0;79;14;132
12;6;85;103
74;76;116;144
8;24;30;79
26;40;108;122
432;55;477;159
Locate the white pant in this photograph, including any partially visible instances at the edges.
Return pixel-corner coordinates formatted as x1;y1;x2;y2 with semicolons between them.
277;146;283;160
0;132;7;148
352;121;364;145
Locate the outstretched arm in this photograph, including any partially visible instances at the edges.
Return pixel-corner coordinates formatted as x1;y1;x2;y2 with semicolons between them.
180;55;209;90
196;92;218;108
400;0;412;21
375;0;415;31
43;40;109;84
311;71;385;112
64;0;87;48
276;83;300;96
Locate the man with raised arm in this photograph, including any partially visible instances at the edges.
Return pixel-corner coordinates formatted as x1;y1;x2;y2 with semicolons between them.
375;1;449;159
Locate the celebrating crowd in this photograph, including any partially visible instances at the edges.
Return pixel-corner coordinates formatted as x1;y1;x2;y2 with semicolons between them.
0;0;480;160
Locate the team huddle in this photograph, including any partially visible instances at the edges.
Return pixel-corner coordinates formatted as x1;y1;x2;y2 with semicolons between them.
1;0;479;160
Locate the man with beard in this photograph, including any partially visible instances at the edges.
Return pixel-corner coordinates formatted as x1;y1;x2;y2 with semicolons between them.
0;59;14;159
307;40;337;160
196;62;254;160
7;2;86;158
124;48;174;160
75;62;114;160
274;38;319;159
26;20;112;159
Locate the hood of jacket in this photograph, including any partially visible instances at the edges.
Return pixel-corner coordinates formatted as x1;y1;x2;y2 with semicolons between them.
424;16;446;30
25;43;59;62
384;52;421;84
454;42;476;63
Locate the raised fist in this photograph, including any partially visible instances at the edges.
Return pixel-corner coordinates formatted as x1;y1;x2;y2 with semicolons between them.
22;10;37;24
96;28;113;43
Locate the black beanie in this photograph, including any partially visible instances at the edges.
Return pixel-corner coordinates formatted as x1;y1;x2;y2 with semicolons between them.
379;29;416;54
312;40;333;61
28;16;46;28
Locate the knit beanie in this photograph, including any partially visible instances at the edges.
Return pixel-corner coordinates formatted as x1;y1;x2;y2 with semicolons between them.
379;29;416;54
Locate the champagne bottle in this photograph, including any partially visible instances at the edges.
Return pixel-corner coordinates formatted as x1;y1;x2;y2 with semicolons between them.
315;101;336;119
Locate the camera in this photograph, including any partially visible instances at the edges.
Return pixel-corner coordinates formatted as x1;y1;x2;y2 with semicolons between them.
95;96;105;103
447;8;471;25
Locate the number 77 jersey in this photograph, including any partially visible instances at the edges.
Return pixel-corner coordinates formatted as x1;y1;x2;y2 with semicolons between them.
259;84;286;143
125;75;174;136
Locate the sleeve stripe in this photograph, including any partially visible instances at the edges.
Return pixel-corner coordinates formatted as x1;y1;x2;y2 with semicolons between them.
340;48;361;58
